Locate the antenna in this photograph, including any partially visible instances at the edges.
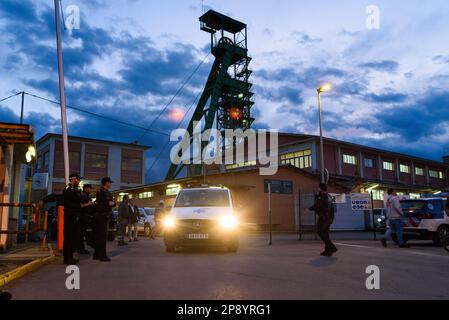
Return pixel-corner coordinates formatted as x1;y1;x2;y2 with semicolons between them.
201;0;204;13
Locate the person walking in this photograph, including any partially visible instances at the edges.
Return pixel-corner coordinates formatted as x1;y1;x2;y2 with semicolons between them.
94;177;116;262
128;199;139;242
381;188;409;248
308;183;338;257
77;184;94;255
117;195;130;246
62;173;83;265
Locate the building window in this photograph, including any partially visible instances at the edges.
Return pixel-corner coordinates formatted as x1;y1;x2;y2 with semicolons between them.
122;158;142;172
43;151;50;172
429;170;444;179
415;167;424;176
400;164;410;174
166;185;181;196
36;155;43;172
138;191;154;199
226;160;257;170
371;189;384;201
383;161;394;171
86;153;108;169
364;158;375;168
343;154;357;165
280;150;312;169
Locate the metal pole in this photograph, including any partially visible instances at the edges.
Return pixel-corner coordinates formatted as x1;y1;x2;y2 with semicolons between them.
318;92;325;184
268;183;272;246
298;189;302;241
20;92;25;124
371;191;377;240
54;0;70;184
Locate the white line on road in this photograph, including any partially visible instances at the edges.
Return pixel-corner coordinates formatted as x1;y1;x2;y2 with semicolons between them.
335;242;449;259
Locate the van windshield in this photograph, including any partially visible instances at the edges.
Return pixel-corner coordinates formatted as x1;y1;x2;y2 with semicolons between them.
175;190;230;208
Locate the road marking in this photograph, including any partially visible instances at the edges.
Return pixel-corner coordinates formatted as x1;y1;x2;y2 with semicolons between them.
335;242;449;259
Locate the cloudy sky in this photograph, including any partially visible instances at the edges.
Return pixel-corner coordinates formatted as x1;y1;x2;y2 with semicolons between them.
1;0;449;183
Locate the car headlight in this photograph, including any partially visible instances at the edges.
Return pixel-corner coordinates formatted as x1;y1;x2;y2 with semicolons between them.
163;216;176;230
220;215;238;230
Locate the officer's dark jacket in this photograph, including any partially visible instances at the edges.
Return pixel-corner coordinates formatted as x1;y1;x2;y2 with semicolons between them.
96;187;115;216
309;191;331;217
81;191;95;216
63;184;82;216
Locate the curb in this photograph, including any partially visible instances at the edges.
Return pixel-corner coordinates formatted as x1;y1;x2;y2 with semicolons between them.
0;245;56;288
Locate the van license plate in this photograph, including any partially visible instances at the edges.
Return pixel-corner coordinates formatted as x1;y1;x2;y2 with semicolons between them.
188;234;209;240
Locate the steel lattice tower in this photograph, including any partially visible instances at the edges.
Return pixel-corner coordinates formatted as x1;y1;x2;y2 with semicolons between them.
166;10;254;181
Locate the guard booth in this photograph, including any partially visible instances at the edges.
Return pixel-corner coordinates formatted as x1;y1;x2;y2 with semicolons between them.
0;122;36;252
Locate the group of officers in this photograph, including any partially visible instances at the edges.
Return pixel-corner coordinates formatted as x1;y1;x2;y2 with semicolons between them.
62;173;116;265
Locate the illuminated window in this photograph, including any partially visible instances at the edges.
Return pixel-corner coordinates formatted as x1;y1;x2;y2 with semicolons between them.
415;167;424;176
429;170;444;179
86;153;107;169
166;185;181;196
371;189;384;201
138;192;154;199
225;160;257;170
400;165;410;174
383;161;394;171
343;154;357;165
280;150;312;169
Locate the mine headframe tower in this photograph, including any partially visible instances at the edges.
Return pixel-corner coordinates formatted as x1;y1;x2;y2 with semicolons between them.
166;10;255;181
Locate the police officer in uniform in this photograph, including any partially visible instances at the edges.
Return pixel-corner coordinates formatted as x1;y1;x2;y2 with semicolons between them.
94;177;116;262
307;183;338;257
77;184;94;254
62;173;83;265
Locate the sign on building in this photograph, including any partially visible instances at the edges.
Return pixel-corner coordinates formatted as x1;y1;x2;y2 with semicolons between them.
32;173;49;190
351;193;372;211
330;193;346;204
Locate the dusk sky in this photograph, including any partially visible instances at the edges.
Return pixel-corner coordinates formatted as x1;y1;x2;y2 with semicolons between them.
1;0;449;182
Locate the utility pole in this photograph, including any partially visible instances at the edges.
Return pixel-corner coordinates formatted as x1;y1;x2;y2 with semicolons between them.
54;0;70;183
20;92;25;124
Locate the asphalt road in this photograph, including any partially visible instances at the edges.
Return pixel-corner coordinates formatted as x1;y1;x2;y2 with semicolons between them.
5;233;449;300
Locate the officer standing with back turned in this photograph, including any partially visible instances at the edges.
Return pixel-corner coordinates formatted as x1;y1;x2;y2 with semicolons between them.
62;173;83;265
94;177;116;262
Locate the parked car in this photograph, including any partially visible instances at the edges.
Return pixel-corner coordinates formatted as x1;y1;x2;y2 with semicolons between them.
137;207;156;239
373;208;387;230
392;198;449;246
163;187;240;253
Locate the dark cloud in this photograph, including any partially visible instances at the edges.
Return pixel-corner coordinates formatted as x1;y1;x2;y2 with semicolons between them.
292;32;322;45
359;60;399;72
433;55;449;64
375;91;449;142
365;92;408;103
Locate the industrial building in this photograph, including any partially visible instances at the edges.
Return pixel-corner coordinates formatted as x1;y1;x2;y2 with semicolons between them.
35;134;150;196
113;133;449;232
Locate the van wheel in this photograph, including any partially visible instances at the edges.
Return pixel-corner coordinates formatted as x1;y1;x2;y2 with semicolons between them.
392;234;408;245
144;224;152;238
433;226;449;246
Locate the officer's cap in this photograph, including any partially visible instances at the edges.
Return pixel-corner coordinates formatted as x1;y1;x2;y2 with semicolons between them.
101;177;114;185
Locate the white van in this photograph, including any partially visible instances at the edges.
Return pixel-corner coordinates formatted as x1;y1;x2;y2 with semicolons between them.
163;187;240;253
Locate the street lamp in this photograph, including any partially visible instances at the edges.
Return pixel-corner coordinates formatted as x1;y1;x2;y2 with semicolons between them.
317;84;332;184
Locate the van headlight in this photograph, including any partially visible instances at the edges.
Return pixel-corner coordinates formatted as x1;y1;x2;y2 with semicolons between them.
220;215;238;230
163;216;176;230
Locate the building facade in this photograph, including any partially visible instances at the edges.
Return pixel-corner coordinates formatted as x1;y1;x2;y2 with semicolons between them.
35;134;150;195
112;133;449;232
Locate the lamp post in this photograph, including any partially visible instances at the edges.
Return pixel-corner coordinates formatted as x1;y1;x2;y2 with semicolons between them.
317;84;331;184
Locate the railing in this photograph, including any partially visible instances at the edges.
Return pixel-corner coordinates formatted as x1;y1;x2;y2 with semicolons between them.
0;202;49;251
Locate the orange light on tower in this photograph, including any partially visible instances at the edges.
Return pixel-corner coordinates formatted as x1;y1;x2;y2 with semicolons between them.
229;107;243;120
